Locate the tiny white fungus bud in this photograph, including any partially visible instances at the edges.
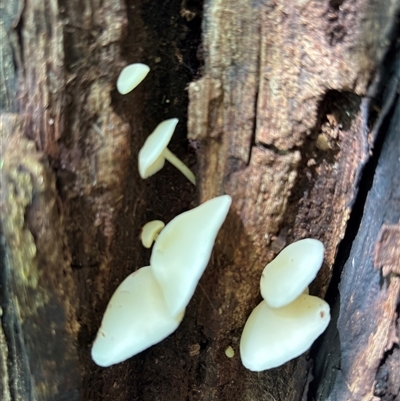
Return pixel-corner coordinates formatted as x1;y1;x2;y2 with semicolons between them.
260;239;324;308
225;346;235;358
240;294;330;371
91;266;184;367
116;63;150;95
141;220;165;248
138;118;196;184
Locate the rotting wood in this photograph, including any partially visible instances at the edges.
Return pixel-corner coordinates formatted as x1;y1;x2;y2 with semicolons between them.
1;0;400;400
375;224;400;277
2;0;199;399
187;0;400;400
313;96;400;401
0;324;11;401
1;114;81;400
0;0;22;112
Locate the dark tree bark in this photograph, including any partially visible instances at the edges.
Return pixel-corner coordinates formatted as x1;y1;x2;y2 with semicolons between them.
0;0;399;400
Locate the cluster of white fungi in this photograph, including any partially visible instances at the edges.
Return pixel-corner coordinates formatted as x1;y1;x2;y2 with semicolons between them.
240;239;330;371
91;65;330;371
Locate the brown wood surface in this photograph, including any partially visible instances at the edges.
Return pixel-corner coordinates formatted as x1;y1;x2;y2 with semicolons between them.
313;96;400;401
0;0;399;400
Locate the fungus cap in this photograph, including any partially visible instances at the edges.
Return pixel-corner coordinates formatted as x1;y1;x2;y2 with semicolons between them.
138;118;195;184
141;220;165;248
116;63;150;95
240;294;330;371
139;119;177;178
150;195;232;317
225;346;235;358
260;239;324;308
91;266;184;367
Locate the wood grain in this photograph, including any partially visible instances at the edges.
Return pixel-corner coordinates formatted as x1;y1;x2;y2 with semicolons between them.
1;0;400;399
314;95;400;401
187;0;400;399
1;114;81;400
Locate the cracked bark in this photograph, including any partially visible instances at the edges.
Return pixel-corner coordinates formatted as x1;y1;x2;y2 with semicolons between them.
1;0;399;400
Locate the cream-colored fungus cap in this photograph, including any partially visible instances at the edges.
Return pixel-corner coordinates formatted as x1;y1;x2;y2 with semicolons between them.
91;266;184;367
116;63;150;95
138;118;196;184
240;294;330;371
150;195;232;317
225;346;235;358
141;220;165;248
260;239;324;308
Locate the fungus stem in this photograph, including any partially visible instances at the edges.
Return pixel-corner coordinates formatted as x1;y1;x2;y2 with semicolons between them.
162;148;196;185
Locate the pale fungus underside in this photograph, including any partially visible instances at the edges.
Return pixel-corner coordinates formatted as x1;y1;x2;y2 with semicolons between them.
240;295;330;371
116;63;150;95
141;220;165;249
138;118;196;185
150;195;232;317
91;266;184;367
260;239;324;308
240;239;331;371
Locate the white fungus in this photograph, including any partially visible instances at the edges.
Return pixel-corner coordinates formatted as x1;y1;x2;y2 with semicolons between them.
116;63;150;95
151;195;231;317
225;346;235;358
138;118;196;184
141;220;165;248
240;294;330;372
91;266;184;367
260;238;324;308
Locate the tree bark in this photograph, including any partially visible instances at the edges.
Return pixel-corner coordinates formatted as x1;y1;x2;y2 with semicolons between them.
1;0;399;400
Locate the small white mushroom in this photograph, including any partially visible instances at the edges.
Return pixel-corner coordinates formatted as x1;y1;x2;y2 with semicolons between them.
150;195;232;317
141;220;165;248
91;266;184;367
260;239;324;308
138;118;196;184
240;294;330;371
225;346;235;358
116;63;150;95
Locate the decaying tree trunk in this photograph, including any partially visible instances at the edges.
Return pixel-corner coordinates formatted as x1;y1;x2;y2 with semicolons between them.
1;0;399;400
